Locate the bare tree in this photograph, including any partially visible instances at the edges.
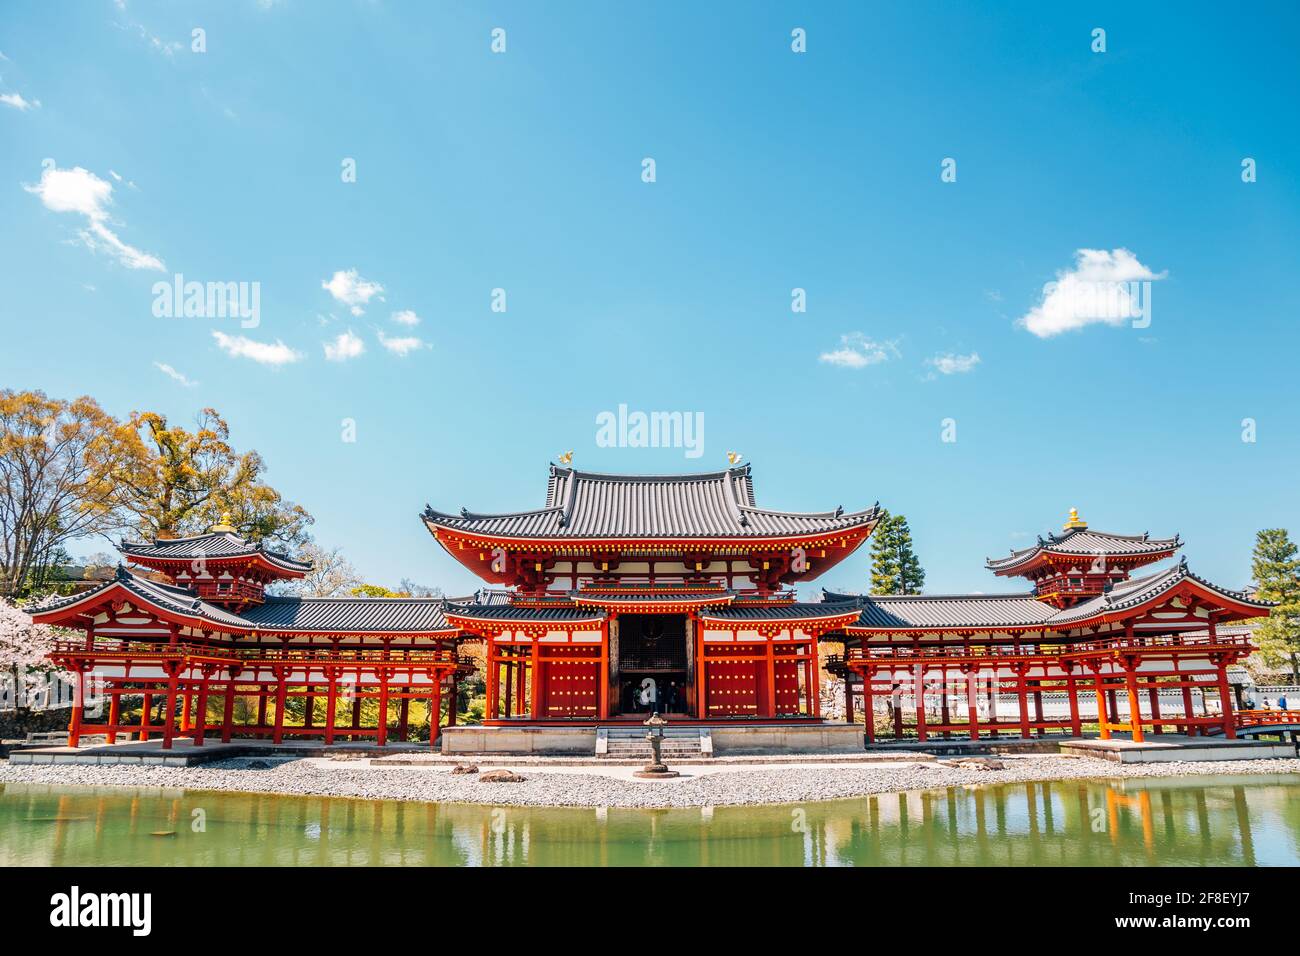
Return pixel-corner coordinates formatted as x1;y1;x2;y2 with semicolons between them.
268;543;362;597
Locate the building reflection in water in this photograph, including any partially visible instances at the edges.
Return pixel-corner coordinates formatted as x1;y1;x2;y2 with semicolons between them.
1;775;1296;867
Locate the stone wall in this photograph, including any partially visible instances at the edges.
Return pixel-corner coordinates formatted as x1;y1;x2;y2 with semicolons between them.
0;707;71;740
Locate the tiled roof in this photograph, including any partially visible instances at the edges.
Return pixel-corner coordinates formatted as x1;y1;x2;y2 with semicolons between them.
32;567;253;630
120;532;312;573
240;596;455;633
423;464;879;540
852;592;1051;629
986;528;1180;573
1046;562;1269;625
443;602;607;624
700;602;863;623
571;590;736;606
845;562;1272;632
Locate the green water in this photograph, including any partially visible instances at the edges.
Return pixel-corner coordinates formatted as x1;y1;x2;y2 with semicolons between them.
2;776;1297;866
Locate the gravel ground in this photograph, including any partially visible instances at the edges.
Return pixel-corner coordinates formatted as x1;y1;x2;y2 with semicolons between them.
2;755;1299;808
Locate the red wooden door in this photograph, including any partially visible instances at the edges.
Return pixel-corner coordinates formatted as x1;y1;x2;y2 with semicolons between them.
542;648;599;718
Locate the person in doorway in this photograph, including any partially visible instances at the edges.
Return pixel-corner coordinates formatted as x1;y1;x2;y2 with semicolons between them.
1280;695;1289;710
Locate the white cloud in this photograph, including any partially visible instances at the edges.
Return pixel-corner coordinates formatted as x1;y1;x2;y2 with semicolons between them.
1019;248;1166;338
378;330;429;356
927;352;981;375
0;92;39;111
322;269;383;315
154;361;197;387
23;164;164;271
212;330;302;366
324;329;366;361
819;333;900;369
390;309;420;326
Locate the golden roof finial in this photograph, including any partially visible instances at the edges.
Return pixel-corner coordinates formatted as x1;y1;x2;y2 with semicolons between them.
1063;507;1087;531
557;450;573;466
727;451;743;465
210;511;237;533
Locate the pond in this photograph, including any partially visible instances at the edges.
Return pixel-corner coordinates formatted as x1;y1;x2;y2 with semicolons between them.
2;775;1296;866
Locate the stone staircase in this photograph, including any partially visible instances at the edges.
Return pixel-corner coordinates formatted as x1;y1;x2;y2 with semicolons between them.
596;726;711;760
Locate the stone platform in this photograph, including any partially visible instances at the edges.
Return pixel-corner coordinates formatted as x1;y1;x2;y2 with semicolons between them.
6;738;431;767
439;722;865;756
1059;735;1295;763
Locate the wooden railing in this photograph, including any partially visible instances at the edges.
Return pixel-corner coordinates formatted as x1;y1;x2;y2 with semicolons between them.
1236;709;1300;727
50;639;458;666
845;631;1254;663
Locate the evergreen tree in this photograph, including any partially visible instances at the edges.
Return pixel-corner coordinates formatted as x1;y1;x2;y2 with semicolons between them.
1250;528;1300;681
869;511;926;595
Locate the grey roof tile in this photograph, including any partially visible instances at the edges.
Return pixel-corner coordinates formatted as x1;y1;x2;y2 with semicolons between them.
986;528;1180;572
240;596;455;633
424;464;879;540
121;532;311;573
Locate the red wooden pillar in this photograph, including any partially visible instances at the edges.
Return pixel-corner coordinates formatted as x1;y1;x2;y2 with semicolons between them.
695;627;707;719
447;669;458;727
256;687;268;737
350;683;362;736
193;671;210;746
106;689;120;745
914;664;928;742
503;659;514;716
809;633;821;719
1215;655;1236;740
1093;670;1111;740
429;677;442;750
397;695;410;742
764;639;777;719
1033;684;1045;738
485;638;498;721
272;668;288;745
862;669;875;743
598;624;610;720
377;670;391;746
1148;678;1163;735
181;685;193;734
844;675;855;724
515;654;526;716
162;666;179;750
1016;665;1031;739
221;679;236;744
139;692;152;741
965;668;980;740
1065;669;1081;737
1181;683;1195;736
67;666;85;748
1123;666;1145;743
891;681;904;739
304;685;315;730
529;636;541;720
940;667;951;739
324;671;338;745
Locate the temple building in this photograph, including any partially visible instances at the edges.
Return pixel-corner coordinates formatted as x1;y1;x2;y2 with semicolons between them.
28;464;1270;751
423;464;878;722
829;510;1268;742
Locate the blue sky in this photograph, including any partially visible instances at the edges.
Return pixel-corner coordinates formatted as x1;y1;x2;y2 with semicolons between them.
2;1;1298;598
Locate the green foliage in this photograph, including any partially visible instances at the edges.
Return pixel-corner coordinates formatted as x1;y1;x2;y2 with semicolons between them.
1250;528;1300;680
349;583;400;598
869;511;926;595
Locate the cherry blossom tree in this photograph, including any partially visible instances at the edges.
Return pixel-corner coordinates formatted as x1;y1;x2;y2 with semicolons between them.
0;599;59;713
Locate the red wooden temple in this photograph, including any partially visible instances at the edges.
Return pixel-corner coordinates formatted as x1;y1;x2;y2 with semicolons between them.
830;509;1269;742
29;467;1270;749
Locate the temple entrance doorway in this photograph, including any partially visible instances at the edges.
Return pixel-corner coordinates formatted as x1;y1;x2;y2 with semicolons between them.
615;613;691;716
